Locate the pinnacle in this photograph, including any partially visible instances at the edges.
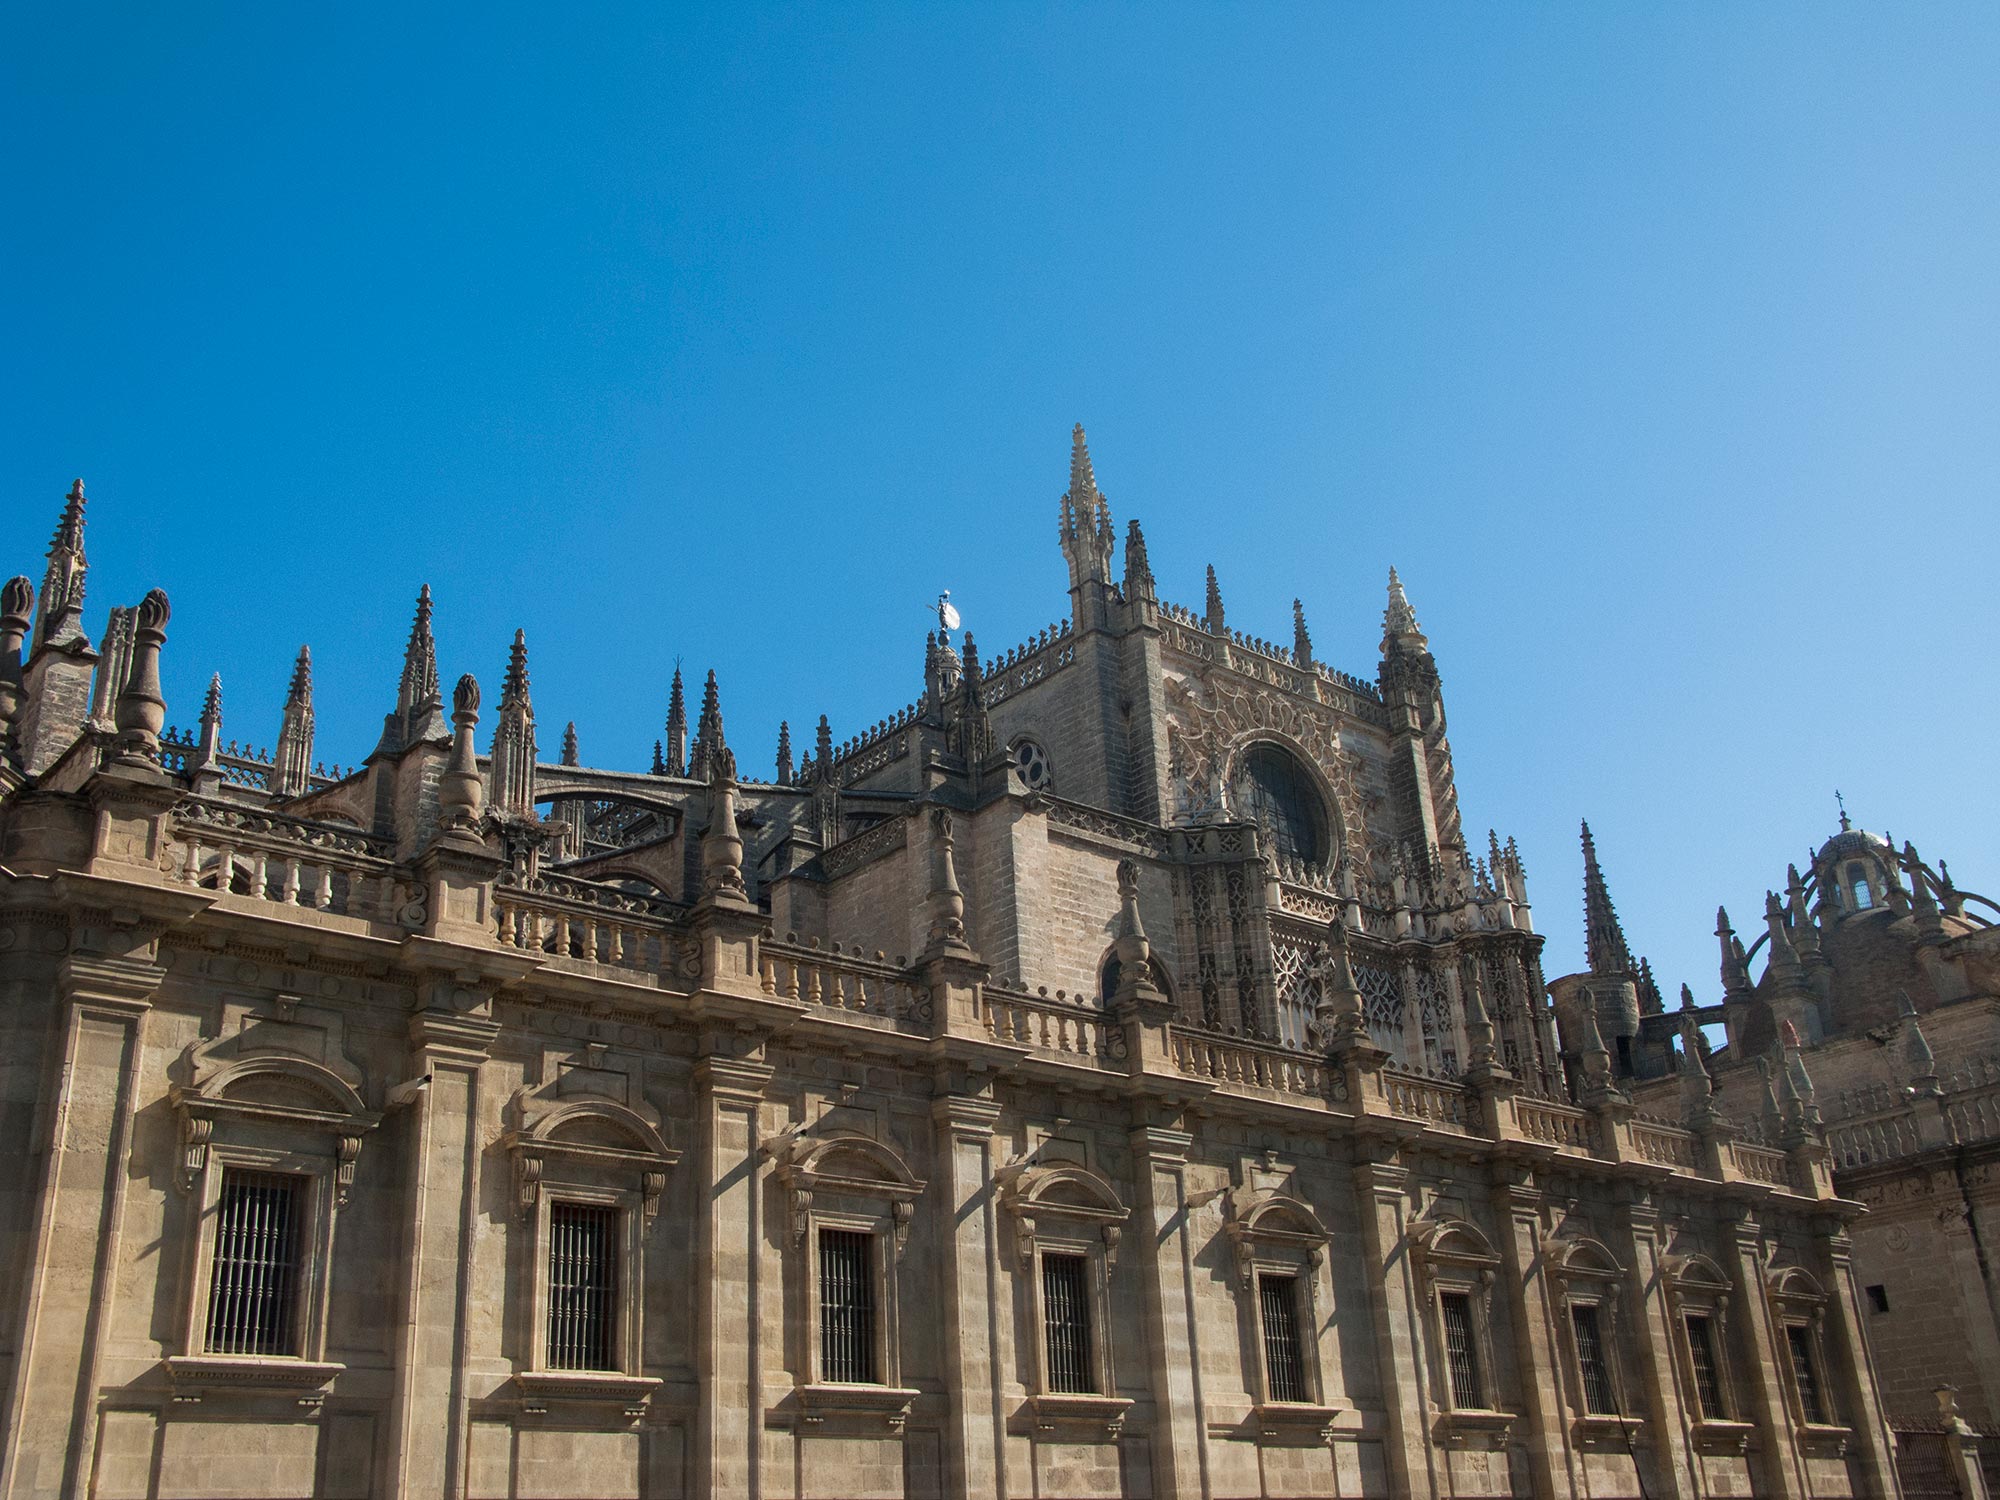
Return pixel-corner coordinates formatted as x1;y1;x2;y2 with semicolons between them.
287;645;313;703
561;721;579;766
200;673;222;723
502;628;531;708
1068;423;1096;503
1382;566;1424;649
1580;820;1634;976
51;479;87;555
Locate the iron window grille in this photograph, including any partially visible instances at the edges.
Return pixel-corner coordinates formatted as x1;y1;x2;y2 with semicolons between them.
547;1202;619;1371
1440;1291;1483;1410
1684;1313;1727;1420
1042;1252;1097;1395
818;1229;878;1384
1258;1274;1309;1404
204;1169;304;1357
1786;1324;1826;1425
1570;1303;1619;1415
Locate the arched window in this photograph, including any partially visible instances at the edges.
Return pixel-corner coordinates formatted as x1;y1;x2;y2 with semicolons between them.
1847;863;1872;911
1233;743;1330;868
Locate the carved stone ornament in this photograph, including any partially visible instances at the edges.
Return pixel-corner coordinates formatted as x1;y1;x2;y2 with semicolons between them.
169;1001;380;1203
997;1159;1131;1268
502;1084;679;1223
767;1131;926;1255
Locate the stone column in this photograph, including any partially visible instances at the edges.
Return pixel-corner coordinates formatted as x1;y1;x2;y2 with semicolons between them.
694;1046;774;1500
1350;1141;1436;1498
1718;1208;1804;1500
932;1092;1008;1500
0;956;162;1500
1811;1224;1899;1499
1609;1187;1695;1500
385;1005;500;1500
1490;1164;1570;1500
1128;1122;1210;1500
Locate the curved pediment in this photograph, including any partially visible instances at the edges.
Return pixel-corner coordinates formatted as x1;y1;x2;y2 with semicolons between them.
1408;1216;1500;1269
1661;1252;1730;1293
780;1133;924;1196
526;1098;673;1160
1765;1263;1827;1304
1002;1162;1128;1225
189;1054;370;1119
1546;1234;1624;1281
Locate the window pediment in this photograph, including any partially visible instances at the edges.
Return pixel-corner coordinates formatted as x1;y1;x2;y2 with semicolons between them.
1224;1189;1329;1283
1546;1234;1624;1283
504;1090;678;1224
999;1162;1129;1266
171;1047;379;1202
1408;1216;1500;1273
768;1131;925;1251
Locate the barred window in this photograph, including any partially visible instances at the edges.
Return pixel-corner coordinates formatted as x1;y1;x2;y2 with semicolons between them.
1259;1273;1308;1403
1042;1253;1096;1394
1684;1313;1727;1420
818;1229;878;1384
1786;1324;1826;1424
547;1202;618;1371
1440;1292;1482;1409
205;1170;304;1356
1571;1304;1618;1414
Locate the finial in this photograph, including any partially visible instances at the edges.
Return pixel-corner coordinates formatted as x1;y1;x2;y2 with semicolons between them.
112;588;172;767
0;577;32;765
1382;566;1425;652
438;674;484;831
501;629;531;709
1835;789;1850;832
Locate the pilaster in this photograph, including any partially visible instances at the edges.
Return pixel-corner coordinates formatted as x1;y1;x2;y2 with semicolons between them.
1718;1208;1804;1500
0;954;162;1500
931;1090;1009;1500
1489;1164;1569;1500
1609;1188;1695;1500
385;1004;501;1500
694;1044;774;1500
1350;1143;1435;1499
1126;1122;1209;1500
1810;1221;1899;1499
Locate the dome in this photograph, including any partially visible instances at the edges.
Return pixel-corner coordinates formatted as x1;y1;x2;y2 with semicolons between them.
1816;822;1889;866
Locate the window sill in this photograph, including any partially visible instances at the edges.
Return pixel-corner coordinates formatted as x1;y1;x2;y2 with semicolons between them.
796;1383;922;1430
1433;1408;1514;1447
1798;1422;1851;1456
1690;1419;1756;1454
1253;1401;1343;1441
512;1370;662;1417
163;1355;344;1405
1028;1392;1134;1435
1573;1413;1646;1441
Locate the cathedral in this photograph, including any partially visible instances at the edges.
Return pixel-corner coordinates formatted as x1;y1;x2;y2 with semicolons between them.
0;432;1904;1500
1567;808;2000;1495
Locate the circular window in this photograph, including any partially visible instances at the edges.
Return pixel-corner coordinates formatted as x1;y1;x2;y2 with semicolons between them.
1013;738;1052;792
1232;743;1330;867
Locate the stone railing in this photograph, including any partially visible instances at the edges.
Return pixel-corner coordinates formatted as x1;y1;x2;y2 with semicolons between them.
493;881;684;974
762;940;929;1031
1515;1095;1599;1154
1730;1140;1796;1190
1826;1111;1925;1171
1630;1116;1700;1169
981;984;1123;1064
1383;1067;1478;1133
1171;1028;1347;1103
168;799;396;919
980;621;1076;707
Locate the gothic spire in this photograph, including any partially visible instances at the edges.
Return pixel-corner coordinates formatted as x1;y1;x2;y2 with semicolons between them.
488;630;537;819
664;665;687;777
1069;423;1098;510
33;479;89;652
1292;599;1313;668
272;646;316;798
689;669;725;781
379;584;445;751
1204;565;1225;634
814;714;835;783
775;720;793;785
561;721;579;766
1580;821;1634;975
1058;424;1115;598
1123;519;1156;605
1382;567;1427;654
651;740;666;776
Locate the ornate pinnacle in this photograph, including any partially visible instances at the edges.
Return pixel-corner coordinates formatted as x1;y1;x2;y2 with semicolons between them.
1068;424;1097;509
775;720;793;785
52;479;86;555
1204;565;1225;633
1580;821;1634;976
1292;599;1313;668
1123;519;1155;600
287;645;313;705
651;740;666;776
561;721;579;766
665;665;687;776
1382;567;1426;654
199;673;222;730
814;714;835;784
500;629;531;712
33;479;89;651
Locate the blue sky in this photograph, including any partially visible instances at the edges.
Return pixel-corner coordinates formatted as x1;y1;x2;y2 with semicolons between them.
4;4;1995;1002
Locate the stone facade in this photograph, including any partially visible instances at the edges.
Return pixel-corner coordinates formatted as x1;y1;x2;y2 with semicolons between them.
0;441;1901;1499
1577;809;2000;1496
